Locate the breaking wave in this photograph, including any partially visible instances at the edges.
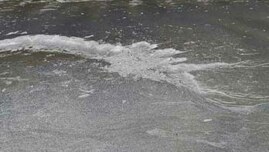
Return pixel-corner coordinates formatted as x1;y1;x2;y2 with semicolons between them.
0;34;229;92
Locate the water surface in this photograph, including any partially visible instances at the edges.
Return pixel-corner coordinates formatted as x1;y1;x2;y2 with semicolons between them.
0;0;269;151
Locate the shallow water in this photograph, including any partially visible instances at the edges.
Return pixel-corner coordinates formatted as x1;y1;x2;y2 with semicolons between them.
0;0;269;152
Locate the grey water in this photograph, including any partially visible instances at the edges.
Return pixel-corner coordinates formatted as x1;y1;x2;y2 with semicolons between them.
0;0;269;152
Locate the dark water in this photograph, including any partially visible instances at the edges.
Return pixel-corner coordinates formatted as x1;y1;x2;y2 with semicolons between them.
0;0;269;152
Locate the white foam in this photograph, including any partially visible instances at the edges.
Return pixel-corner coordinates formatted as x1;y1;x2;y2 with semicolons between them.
0;35;229;92
6;31;20;36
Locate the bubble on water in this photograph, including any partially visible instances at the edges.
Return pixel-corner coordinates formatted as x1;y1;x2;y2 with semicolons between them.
146;128;169;138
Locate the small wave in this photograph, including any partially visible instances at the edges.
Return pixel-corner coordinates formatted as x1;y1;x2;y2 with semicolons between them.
0;35;125;57
204;88;269;100
0;34;229;92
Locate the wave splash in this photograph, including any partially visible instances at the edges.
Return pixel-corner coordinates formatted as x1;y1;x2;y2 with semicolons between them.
0;34;228;92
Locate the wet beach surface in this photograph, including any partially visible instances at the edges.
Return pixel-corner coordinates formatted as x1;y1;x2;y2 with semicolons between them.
0;0;269;151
